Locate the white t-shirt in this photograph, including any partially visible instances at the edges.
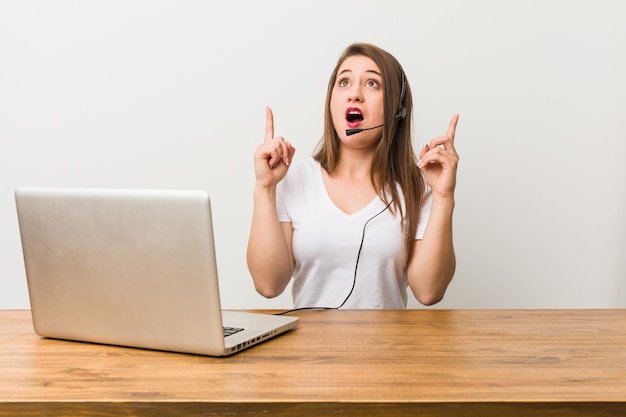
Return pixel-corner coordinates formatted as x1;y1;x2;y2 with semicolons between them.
276;158;432;309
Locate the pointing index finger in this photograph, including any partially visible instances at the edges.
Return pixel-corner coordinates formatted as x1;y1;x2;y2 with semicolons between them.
265;106;274;143
446;114;460;141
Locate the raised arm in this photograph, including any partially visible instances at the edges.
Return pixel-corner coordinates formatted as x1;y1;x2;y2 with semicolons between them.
408;115;460;305
246;107;296;298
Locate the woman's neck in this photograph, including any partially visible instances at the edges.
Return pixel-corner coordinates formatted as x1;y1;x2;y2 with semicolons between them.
331;147;374;180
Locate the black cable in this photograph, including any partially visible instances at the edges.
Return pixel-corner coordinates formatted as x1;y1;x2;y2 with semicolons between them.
276;199;392;315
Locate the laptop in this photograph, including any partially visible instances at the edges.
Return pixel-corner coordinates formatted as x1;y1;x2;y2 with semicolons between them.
14;187;298;356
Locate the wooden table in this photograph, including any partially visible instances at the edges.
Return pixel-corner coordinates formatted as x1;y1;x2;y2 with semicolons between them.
1;309;625;416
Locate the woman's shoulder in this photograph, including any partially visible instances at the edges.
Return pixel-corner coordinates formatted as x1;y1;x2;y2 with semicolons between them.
277;157;319;194
286;157;319;178
290;156;318;169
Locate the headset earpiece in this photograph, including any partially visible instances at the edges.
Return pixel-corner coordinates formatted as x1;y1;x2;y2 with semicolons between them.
397;64;407;120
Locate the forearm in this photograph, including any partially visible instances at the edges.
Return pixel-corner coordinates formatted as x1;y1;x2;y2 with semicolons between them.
246;185;294;298
408;197;456;306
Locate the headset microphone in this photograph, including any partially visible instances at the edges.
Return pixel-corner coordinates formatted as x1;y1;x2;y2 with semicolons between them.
345;107;406;136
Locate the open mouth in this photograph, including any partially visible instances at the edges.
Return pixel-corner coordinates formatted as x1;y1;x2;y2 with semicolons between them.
345;108;363;126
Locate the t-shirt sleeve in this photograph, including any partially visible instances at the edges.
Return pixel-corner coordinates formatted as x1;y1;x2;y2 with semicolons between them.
415;188;432;239
276;180;292;222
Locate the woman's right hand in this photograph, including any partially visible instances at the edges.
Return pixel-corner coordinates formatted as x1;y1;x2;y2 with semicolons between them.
254;106;296;188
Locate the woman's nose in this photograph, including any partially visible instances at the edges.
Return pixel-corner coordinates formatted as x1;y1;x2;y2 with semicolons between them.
348;86;363;103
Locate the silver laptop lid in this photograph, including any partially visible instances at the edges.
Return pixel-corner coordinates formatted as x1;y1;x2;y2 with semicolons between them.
15;188;228;355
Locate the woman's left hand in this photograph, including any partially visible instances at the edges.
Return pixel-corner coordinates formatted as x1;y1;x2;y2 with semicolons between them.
418;114;460;200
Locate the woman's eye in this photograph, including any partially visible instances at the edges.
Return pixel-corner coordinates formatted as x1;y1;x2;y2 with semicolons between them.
338;78;350;87
366;80;380;88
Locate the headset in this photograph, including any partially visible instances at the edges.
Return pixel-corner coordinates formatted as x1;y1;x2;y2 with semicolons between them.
345;64;407;136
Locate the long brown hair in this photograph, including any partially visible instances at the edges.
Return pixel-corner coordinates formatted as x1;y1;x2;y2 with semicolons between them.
313;43;426;260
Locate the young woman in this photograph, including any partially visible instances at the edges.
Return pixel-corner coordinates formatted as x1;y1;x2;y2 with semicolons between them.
248;43;459;309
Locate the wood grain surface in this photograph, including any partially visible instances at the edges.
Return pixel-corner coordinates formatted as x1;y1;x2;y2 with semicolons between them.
1;309;625;416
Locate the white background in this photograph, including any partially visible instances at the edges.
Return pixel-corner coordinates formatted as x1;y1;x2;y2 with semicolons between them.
1;1;625;310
